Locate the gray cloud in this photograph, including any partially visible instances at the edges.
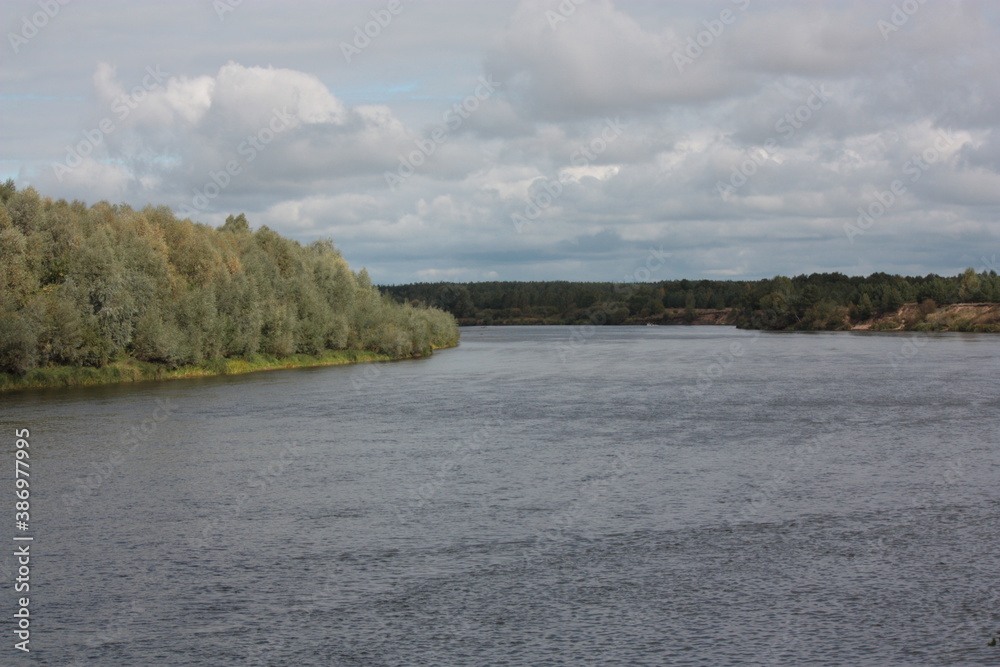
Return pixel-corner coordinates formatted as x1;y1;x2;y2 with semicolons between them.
4;0;999;283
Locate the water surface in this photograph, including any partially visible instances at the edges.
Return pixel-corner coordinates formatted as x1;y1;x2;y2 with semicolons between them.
3;326;999;665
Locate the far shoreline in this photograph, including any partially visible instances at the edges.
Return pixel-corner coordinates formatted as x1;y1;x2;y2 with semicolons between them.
455;302;1000;333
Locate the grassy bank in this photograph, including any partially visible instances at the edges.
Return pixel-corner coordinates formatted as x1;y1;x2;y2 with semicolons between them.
0;345;455;393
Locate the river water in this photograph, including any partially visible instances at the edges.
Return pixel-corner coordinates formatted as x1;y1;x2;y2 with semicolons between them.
3;326;999;665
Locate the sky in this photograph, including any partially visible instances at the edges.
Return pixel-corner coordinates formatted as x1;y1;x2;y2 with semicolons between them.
3;0;1000;284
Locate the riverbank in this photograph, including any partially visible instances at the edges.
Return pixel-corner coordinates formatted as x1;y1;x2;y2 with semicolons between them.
456;309;734;326
631;308;733;326
647;303;1000;331
457;302;1000;332
850;302;1000;332
0;345;456;393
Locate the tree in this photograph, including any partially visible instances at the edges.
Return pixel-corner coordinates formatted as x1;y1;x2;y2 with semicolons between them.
958;267;981;301
220;213;250;234
877;285;903;313
431;283;476;319
801;299;848;330
853;292;873;320
0;186;458;377
0;314;37;375
683;291;696;322
0;228;35;308
6;186;43;234
0;179;15;203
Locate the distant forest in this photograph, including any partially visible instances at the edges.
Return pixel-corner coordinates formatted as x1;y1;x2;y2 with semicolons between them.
382;269;1000;331
0;182;458;376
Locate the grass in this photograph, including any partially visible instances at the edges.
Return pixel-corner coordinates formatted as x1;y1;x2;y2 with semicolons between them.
0;346;454;393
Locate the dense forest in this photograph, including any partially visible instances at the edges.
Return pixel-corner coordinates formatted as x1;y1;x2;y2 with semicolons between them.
383;270;1000;332
3;180;997;385
0;182;458;379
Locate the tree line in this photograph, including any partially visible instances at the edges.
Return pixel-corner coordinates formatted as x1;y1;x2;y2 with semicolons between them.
382;269;1000;331
0;182;458;376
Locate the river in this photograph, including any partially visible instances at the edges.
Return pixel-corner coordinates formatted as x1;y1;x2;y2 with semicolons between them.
3;326;999;665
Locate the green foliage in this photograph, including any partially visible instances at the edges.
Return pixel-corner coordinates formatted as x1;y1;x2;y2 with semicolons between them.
5;186;41;234
958;267;981;301
0;313;38;375
683;292;697;323
0;179;16;204
0;228;36;308
383;269;1000;332
798;299;849;330
853;293;874;320
0;188;458;377
220;213;250;234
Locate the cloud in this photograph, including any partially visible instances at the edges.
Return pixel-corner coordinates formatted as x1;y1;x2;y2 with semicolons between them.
34;61;417;206
485;0;751;120
9;0;1000;283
